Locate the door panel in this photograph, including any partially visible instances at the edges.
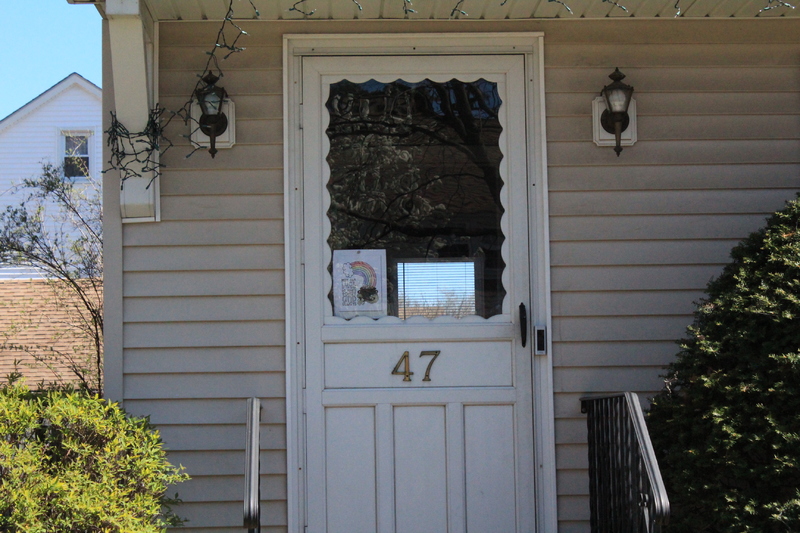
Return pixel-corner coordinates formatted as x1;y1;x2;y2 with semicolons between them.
303;54;534;533
394;406;449;533
325;407;377;533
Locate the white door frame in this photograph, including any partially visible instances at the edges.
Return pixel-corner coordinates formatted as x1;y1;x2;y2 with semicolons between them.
283;33;556;533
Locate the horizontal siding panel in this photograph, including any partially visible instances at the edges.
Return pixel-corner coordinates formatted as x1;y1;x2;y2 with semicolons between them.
173;501;286;528
159;69;282;96
553;316;691;342
545;43;800;67
556;418;587;445
123;320;285;348
547;139;800;167
167;450;287;476
124;346;285;373
162;118;283;147
556;443;589;470
557;522;591;533
546;66;800;93
552;341;680;367
159;19;800;47
177;474;287;501
158;424;286;451
160;44;283;68
123;271;284;297
160;143;282;170
550;189;796;216
160;169;284;195
558;495;591;521
123;220;283;246
160;95;282;121
161;194;283;221
551;265;722;291
547;114;800;142
124;295;284;322
125;245;284;272
550;214;769;241
547;164;800;191
557;470;589;497
232;118;283;144
125;373;285;399
126;398;286;425
547;92;800;117
554;366;668;393
550;240;737;266
552;290;702;316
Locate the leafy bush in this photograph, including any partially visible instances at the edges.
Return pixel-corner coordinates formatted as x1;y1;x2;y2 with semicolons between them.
648;195;800;532
0;381;188;532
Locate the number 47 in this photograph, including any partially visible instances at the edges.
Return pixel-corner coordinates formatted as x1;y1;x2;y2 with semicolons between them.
391;350;441;382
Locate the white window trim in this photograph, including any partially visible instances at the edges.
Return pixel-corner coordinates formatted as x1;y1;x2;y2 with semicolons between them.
283;32;556;533
59;129;96;182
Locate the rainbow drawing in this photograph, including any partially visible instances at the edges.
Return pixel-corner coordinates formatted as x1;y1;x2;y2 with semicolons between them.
348;261;378;288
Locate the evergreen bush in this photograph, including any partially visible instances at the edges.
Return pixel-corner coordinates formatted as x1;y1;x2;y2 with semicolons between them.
0;381;188;532
648;195;800;532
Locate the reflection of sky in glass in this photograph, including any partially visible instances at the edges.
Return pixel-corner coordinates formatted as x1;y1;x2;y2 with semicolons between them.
397;261;476;318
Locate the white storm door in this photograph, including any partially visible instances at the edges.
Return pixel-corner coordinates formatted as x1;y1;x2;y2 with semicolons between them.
302;54;535;533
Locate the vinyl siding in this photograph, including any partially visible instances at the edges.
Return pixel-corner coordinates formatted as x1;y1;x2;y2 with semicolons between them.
122;17;800;532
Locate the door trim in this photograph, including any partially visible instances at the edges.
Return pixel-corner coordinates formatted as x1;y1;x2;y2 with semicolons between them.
283;32;556;533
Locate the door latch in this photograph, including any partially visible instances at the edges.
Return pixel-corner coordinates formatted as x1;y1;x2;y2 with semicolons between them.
535;326;547;355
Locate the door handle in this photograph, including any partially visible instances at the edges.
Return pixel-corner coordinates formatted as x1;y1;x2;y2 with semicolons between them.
519;302;527;347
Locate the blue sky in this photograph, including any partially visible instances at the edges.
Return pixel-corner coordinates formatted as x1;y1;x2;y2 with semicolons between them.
2;1;102;121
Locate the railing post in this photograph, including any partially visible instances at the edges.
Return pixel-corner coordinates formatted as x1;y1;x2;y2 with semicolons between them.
244;397;261;532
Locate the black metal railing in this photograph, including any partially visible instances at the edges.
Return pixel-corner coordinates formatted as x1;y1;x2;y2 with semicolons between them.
581;392;670;533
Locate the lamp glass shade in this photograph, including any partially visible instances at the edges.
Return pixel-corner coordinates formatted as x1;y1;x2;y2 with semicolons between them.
604;87;632;113
199;87;225;116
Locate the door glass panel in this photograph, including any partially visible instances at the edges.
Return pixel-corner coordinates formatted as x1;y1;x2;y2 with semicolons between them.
326;78;505;320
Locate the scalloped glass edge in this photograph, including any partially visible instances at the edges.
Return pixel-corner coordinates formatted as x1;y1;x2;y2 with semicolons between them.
321;74;511;325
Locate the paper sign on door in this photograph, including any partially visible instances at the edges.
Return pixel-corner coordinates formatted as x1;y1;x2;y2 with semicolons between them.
332;249;388;319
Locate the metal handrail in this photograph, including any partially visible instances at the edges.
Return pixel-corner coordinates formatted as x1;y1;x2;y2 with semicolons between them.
244;397;261;532
581;392;670;533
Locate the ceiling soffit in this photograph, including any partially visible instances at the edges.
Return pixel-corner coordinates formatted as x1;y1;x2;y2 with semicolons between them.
142;0;799;21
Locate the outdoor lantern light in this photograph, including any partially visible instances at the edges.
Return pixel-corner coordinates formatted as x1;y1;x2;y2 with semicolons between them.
194;72;229;158
600;68;635;156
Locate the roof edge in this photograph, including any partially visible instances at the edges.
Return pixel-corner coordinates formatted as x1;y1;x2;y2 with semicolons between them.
0;73;102;135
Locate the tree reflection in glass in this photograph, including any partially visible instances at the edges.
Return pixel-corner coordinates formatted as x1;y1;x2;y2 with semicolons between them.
326;78;506;319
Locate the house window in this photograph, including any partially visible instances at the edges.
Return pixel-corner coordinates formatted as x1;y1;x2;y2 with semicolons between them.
63;134;90;179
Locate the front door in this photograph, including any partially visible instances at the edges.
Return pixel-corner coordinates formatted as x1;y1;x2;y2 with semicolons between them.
301;54;535;533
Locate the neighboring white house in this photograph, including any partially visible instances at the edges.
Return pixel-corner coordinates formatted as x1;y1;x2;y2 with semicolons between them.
0;72;102;279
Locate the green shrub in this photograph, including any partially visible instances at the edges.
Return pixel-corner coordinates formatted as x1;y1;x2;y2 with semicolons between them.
648;195;800;532
0;381;188;532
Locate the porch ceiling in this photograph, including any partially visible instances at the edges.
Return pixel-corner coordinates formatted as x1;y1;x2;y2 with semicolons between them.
139;0;798;20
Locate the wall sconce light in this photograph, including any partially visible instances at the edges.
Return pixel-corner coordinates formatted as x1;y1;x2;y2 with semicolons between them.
192;72;235;158
592;68;636;156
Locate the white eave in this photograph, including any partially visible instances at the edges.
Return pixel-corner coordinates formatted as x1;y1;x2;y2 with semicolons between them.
132;0;798;20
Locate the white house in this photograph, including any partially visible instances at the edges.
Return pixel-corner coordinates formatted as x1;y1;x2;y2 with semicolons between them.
0;72;102;278
88;0;800;531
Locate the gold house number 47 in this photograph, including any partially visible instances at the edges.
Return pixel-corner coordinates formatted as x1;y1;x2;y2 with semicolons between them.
391;350;441;382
